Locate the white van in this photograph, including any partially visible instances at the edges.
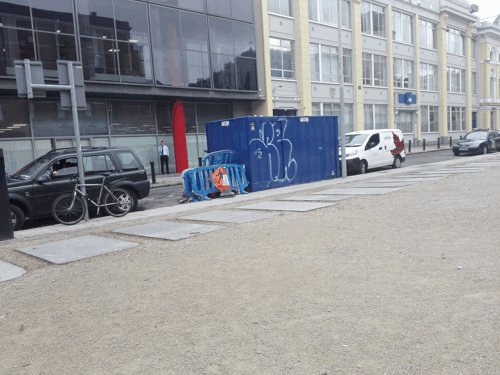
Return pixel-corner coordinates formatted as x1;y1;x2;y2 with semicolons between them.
341;129;406;174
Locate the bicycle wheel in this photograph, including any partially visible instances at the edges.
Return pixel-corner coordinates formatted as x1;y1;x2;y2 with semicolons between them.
104;188;132;217
52;193;85;225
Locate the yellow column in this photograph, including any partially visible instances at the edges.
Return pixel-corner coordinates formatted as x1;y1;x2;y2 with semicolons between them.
387;5;395;129
252;0;273;116
352;0;364;130
414;15;421;140
438;13;448;137
465;23;473;132
295;0;312;115
479;42;489;127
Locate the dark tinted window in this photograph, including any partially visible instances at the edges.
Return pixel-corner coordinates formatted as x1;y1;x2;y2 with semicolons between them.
233;22;256;57
209;17;234;56
30;0;74;34
0;28;35;76
150;0;205;12
84;154;115;174
155;102;172;135
184;50;210;88
114;0;149;42
149;6;180;48
180;11;208;52
79;101;108;135
80;37;119;81
366;133;380;149
0;0;32;29
231;0;253;22
211;53;235;89
32;101;73;137
35;32;77;76
207;0;231;18
0;97;31;137
236;57;257;91
117;40;152;84
76;0;115;39
110;101;156;135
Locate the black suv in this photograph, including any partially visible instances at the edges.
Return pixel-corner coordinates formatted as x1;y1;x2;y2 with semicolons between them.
8;147;150;230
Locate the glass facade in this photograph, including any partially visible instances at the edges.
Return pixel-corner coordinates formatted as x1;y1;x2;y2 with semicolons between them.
0;96;231;173
0;0;257;91
0;0;257;173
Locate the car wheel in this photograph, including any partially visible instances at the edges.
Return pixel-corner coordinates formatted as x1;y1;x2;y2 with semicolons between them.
453;150;460;156
359;161;368;174
480;145;488;155
125;189;138;211
10;204;25;231
392;156;402;168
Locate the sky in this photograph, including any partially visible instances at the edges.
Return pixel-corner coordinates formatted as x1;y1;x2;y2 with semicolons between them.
472;0;500;23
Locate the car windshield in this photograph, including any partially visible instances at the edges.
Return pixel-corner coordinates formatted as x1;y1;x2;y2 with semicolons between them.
10;156;52;180
345;134;369;147
464;131;487;141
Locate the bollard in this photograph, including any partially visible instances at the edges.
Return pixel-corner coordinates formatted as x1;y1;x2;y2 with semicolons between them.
408;140;412;153
198;157;202;167
449;136;452;147
150;161;156;184
0;149;14;240
437;137;440;149
460;135;463;140
423;139;426;151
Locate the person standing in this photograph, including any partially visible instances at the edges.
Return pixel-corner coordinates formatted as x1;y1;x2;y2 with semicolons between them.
158;140;170;174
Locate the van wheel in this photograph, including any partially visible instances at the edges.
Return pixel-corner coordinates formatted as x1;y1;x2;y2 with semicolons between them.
392;156;402;169
359;161;368;174
10;204;25;231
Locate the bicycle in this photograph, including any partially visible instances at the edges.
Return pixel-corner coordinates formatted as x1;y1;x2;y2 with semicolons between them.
52;173;132;225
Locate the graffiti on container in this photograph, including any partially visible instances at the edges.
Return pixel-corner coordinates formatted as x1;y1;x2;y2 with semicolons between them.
249;119;297;183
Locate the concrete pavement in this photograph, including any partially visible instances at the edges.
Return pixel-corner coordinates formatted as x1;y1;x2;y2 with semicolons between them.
1;151;498;374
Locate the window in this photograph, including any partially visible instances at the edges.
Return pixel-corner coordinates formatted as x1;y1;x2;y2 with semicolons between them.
343;49;353;83
207;0;254;22
362;52;386;86
472;71;477;95
84;154;115;175
77;0;152;83
109;101;156;135
115;151;141;171
420;63;438;91
308;0;351;28
310;44;320;81
448;106;466;131
419;19;436;49
361;1;385;37
471;38;477;59
364;104;387;129
270;37;294;79
446;66;465;93
446;27;465;56
268;0;292;16
393;10;412;44
311;102;354;132
421;106;439;133
393;58;414;88
366;133;380;149
395;111;414;133
0;98;31;138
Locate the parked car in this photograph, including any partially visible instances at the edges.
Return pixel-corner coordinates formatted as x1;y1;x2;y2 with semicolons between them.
8;147;150;230
452;130;500;156
341;129;406;174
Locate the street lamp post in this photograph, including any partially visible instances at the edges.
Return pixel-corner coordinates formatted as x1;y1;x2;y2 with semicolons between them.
337;0;347;178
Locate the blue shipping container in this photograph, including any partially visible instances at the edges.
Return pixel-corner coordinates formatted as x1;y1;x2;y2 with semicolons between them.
205;116;339;191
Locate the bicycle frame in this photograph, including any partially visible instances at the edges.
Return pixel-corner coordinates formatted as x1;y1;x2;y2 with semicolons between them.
67;176;120;215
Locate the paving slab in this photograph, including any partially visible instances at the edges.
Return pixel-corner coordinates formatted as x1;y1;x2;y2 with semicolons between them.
181;209;277;224
238;201;336;212
0;261;26;283
114;221;222;241
437;169;486;173
17;235;138;264
280;194;351;202
316;187;403;195
387;176;444;182
349;181;411;188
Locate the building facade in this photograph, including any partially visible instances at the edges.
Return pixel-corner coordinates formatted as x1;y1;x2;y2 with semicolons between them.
0;0;266;174
1;0;498;175
262;0;485;143
478;16;500;129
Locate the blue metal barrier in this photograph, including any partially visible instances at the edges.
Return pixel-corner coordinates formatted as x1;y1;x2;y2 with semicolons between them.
182;163;248;201
201;150;235;166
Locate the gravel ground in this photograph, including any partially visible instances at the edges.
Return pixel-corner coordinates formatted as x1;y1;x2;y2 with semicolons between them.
0;156;499;374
